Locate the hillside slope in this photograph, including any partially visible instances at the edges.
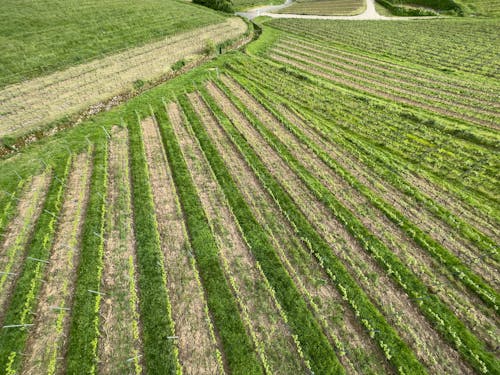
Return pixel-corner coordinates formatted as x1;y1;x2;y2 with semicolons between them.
0;0;229;88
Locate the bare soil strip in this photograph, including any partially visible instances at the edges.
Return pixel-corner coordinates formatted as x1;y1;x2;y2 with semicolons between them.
0;171;51;319
206;81;473;374
219;75;499;349
98;127;143;374
21;152;91;375
141;117;222;374
269;53;497;130
168;101;308;374
0;18;247;138
188;91;393;375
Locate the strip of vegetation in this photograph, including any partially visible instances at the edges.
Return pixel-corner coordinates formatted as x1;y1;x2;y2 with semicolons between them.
178;94;343;375
155;106;263;375
0;179;25;240
126;116;180;374
65;142;107;373
0;157;70;373
215;79;498;374
199;86;426;374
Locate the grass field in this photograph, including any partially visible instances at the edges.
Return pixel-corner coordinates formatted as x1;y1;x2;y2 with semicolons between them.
0;3;499;374
0;18;248;139
458;0;500;16
0;0;228;88
278;0;365;16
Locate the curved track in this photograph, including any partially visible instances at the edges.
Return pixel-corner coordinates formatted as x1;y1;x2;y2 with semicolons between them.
237;0;441;20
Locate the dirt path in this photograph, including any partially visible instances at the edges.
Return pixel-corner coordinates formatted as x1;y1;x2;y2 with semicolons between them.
22;152;91;375
141;117;223;375
238;0;441;20
98;127;143;374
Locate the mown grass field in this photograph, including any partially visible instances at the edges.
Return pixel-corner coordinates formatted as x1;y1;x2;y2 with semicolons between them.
0;0;228;88
0;6;499;375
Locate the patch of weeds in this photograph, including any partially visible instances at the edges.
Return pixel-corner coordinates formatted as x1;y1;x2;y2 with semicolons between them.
171;59;186;72
133;79;145;91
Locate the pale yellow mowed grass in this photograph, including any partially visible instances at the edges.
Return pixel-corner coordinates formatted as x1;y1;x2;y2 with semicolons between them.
22;152;91;375
141;116;223;375
98;127;143;374
0;18;247;138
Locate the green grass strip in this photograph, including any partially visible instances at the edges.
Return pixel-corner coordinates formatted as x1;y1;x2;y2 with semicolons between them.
178;94;344;375
0;179;25;241
154;106;263;375
231;73;500;312
214;79;499;374
0;157;70;373
126;117;180;374
199;86;426;374
65;141;108;373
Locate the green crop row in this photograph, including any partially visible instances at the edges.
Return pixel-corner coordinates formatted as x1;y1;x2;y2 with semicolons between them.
127;115;180;374
154;105;263;374
0;156;70;373
178;94;344;375
65;141;108;373
0;179;26;240
214;77;498;374
199;85;426;374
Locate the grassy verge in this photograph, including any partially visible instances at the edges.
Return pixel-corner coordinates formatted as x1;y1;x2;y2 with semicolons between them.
155;106;263;375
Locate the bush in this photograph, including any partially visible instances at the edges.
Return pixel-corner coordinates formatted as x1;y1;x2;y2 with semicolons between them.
171;59;186;72
193;0;233;12
203;39;216;56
